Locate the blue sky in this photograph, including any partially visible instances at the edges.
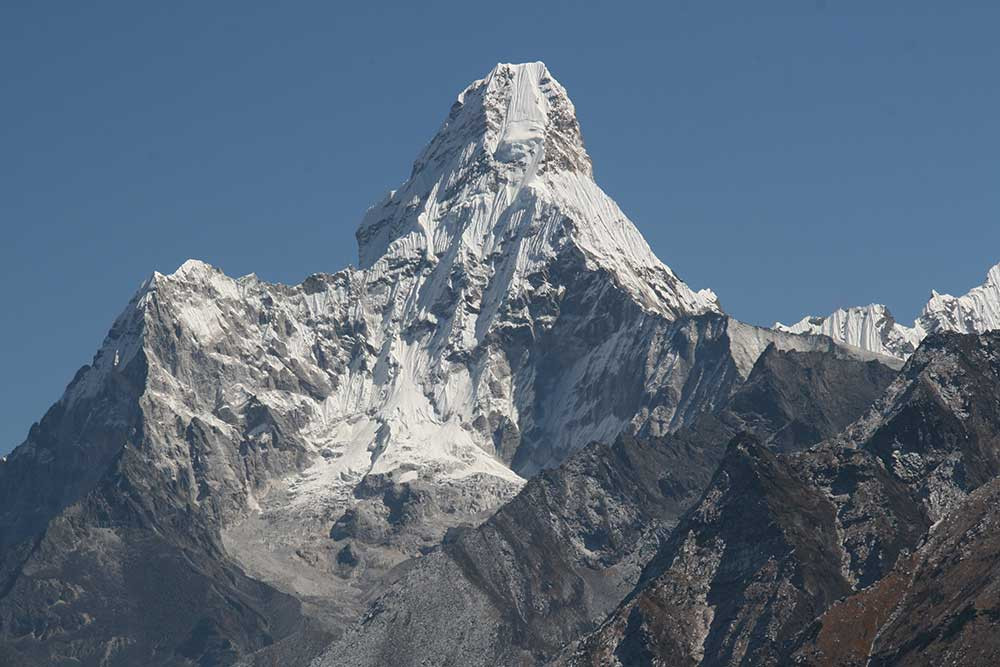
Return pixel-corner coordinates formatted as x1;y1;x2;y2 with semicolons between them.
2;1;999;453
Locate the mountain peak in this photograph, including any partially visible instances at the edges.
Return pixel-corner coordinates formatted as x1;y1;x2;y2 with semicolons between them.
463;61;591;175
397;60;590;193
986;261;1000;286
354;62;718;318
775;303;921;360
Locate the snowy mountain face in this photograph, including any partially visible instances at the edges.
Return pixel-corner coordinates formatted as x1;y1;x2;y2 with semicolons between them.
218;62;851;628
775;263;1000;360
334;61;724;479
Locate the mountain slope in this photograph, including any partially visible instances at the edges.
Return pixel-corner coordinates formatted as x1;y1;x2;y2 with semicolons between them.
0;280;309;666
311;346;896;667
792;475;1000;667
564;330;1000;666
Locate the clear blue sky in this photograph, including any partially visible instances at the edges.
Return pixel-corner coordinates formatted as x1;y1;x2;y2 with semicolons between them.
3;1;999;454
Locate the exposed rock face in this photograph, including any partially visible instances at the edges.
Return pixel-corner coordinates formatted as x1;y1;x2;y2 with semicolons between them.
562;436;855;667
842;478;1000;666
775;262;1000;360
791;473;1000;667
0;267;318;665
312;346;896;667
564;331;1000;667
717;344;898;453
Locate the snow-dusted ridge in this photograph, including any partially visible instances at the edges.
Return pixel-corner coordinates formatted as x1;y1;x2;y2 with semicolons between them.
775;262;1000;360
774;303;923;360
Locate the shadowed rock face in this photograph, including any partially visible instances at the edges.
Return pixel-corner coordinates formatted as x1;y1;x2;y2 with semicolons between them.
0;446;305;667
791;474;1000;667
565;331;1000;667
860;477;1000;666
561;436;853;667
0;290;312;666
724;343;898;453
310;345;897;667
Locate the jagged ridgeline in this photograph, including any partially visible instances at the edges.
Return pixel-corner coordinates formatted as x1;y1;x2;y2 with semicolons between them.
775;264;1000;360
0;62;995;667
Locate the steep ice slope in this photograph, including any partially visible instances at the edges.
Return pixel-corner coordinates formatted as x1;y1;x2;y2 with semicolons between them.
776;262;1000;360
345;61;725;475
920;263;1000;335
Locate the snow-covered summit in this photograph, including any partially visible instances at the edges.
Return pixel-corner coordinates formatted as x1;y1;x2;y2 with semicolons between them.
447;62;592;176
918;262;1000;336
776;261;1000;359
355;61;719;318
